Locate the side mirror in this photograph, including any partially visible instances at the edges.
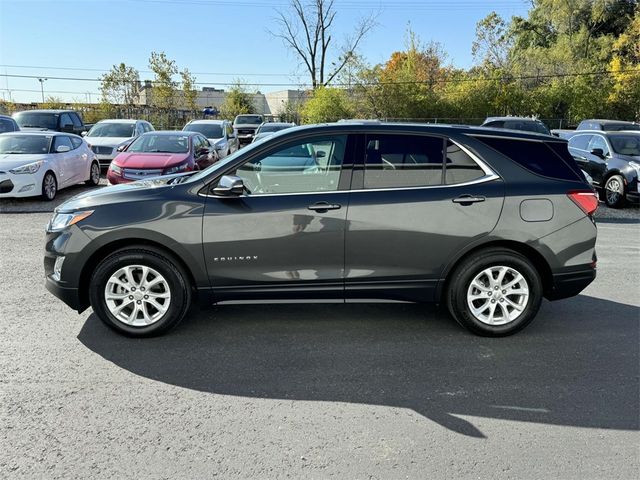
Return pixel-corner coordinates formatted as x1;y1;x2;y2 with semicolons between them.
61;124;74;132
213;175;244;196
590;148;605;158
56;145;71;153
116;143;129;152
81;131;88;137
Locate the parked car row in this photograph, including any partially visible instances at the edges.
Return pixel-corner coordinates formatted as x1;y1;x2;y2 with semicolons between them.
479;116;640;208
0;109;297;199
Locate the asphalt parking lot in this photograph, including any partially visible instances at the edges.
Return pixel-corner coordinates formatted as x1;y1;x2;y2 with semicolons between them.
0;188;638;479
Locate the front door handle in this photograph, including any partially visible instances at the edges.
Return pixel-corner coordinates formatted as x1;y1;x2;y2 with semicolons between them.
308;202;341;212
452;195;486;205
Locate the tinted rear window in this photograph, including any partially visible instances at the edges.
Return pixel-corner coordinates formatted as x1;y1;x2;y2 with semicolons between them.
473;136;581;181
545;141;583;178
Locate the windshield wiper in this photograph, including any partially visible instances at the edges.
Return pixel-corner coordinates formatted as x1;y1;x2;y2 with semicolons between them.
21;125;44;128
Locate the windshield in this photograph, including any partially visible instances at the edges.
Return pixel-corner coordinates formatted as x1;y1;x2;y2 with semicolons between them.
0;135;52;154
183;123;223;138
234;115;263;125
609;135;640;156
257;124;290;133
127;134;190;153
13;112;58;129
88;122;136;138
603;123;640;132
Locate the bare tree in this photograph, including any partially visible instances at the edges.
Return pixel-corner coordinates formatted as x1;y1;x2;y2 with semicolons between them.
272;0;377;89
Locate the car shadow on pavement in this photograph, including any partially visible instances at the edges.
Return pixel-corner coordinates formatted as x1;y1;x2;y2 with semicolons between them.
78;295;639;439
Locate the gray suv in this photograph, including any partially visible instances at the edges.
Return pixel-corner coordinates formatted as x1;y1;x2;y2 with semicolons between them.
45;123;598;337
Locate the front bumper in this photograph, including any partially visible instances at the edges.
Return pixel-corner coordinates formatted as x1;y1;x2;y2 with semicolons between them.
546;266;597;301
45;275;84;311
0;170;43;198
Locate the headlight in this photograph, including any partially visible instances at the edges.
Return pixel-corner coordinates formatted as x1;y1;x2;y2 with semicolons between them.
48;210;94;231
629;161;640;176
164;162;189;175
10;160;43;174
110;164;122;175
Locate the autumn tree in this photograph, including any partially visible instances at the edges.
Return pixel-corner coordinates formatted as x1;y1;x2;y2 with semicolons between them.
180;68;198;112
272;0;377;89
100;63;141;107
148;51;178;111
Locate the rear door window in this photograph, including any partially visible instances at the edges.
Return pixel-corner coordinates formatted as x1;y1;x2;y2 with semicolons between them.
363;134;444;188
568;134;592;151
70;136;83;149
59;113;73;128
473;136;581;181
445;141;486;184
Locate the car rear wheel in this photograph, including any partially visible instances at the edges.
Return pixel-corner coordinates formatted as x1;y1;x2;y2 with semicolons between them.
86;161;100;186
89;248;192;337
41;171;57;201
604;174;625;208
446;248;543;336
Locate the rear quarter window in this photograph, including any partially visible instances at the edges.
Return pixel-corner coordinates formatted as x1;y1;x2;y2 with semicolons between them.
473;136;581;181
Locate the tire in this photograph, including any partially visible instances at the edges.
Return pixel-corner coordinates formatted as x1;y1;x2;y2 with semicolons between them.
604;174;625;209
41;171;57;201
89;248;192;337
85;161;100;186
446;248;543;337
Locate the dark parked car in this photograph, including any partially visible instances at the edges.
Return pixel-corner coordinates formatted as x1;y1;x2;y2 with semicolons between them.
481;117;551;136
106;131;218;184
576;119;640;132
13;109;87;135
45;123;597;338
568;130;640;207
0;114;20;133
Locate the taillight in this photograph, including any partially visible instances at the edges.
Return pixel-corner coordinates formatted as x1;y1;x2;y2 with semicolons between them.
567;190;598;216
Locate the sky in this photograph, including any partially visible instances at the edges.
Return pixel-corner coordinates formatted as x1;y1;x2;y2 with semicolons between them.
0;0;530;103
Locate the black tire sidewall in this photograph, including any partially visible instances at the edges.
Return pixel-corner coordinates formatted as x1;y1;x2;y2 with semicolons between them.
87;161;100;186
448;250;543;336
89;249;191;337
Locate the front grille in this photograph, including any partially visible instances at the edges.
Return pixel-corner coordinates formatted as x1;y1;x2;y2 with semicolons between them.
123;168;163;180
237;129;255;135
91;146;114;155
0;179;14;193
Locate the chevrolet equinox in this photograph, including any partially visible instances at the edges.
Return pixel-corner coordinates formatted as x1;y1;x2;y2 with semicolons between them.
45;123;598;337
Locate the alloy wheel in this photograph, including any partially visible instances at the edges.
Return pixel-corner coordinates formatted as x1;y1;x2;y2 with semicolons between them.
466;266;530;325
104;265;171;326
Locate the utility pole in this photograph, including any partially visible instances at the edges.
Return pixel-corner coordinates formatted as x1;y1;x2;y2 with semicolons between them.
38;78;48;103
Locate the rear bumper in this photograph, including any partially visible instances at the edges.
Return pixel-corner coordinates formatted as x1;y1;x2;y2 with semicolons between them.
545;267;596;301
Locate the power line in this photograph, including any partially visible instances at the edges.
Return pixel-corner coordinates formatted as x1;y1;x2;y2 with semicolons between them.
1;68;638;89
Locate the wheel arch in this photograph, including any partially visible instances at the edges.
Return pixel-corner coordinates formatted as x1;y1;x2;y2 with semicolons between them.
437;240;554;303
77;238;200;310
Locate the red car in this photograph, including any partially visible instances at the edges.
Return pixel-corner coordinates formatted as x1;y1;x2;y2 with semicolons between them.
107;131;218;184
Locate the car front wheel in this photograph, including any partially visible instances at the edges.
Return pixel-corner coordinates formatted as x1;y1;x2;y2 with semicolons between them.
86;161;100;186
446;248;543;336
89;248;192;337
41;171;57;201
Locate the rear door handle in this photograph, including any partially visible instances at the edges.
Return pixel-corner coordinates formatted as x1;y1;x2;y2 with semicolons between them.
308;202;341;212
452;195;486;205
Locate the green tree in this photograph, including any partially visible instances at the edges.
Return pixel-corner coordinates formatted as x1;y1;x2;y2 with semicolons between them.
220;81;255;119
100;63;141;107
148;51;178;110
180;68;198;112
300;87;353;123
